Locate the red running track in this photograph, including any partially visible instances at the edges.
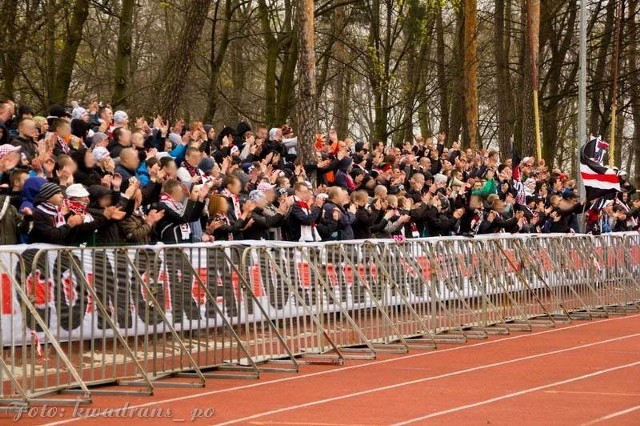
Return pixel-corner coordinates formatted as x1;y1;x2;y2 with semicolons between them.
6;313;640;425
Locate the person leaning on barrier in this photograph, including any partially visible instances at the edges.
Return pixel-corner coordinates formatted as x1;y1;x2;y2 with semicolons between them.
85;182;132;245
154;178;208;244
611;205;633;232
118;185;165;244
285;181;323;242
320;186;355;241
377;195;411;238
0;186;21;245
544;191;583;233
242;189;291;240
154;179;210;324
478;194;518;234
204;193;255;241
29;182;121;245
352;190;389;239
203;194;254;317
629;195;640;225
256;181;291;240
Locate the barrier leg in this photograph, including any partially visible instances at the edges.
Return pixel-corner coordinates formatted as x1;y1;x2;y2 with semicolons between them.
423;242;489;339
257;248;345;365
489;240;556;329
389;243;469;344
221;246;300;372
0;254;91;406
301;246;381;358
361;243;438;350
512;239;575;322
170;247;260;379
59;250;154;396
119;249;206;388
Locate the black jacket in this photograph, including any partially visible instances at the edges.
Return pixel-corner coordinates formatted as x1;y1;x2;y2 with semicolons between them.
30;209;107;245
209;213;248;241
351;207;386;240
11;135;38;161
243;207;285;240
478;210;518;234
154;199;205;244
284;202;322;242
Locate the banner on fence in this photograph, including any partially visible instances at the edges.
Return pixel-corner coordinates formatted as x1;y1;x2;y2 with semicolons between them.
1;232;638;346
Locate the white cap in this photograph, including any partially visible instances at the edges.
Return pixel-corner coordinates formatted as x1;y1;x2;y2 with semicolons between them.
113;110;129;124
434;174;448;185
92;147;110;162
66;184;90;198
521;156;535;166
156;152;174;160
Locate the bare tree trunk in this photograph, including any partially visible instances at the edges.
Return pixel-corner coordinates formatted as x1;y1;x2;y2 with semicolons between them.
276;31;298;124
614;108;624;166
448;7;465;143
49;0;90;105
45;0;57;101
296;0;317;166
368;0;389;142
203;0;234;123
494;0;514;156
628;0;640;184
0;0;20;98
156;0;210;122
540;1;577;167
515;0;535;155
435;3;449;134
463;0;478;149
332;5;350;137
112;0;136;108
589;0;615;134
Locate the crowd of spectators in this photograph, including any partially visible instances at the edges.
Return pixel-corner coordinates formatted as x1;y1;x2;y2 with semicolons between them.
0;98;638;246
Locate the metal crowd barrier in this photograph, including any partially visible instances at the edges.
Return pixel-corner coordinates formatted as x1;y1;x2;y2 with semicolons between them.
1;233;638;410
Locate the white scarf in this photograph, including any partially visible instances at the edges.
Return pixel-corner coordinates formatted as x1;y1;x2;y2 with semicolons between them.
160;193;191;240
222;189;241;220
37;202;66;228
295;196;321;242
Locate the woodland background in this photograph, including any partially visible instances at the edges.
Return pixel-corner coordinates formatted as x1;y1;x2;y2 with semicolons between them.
0;0;639;179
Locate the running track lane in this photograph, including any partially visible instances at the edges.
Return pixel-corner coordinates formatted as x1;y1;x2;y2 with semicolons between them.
22;313;640;425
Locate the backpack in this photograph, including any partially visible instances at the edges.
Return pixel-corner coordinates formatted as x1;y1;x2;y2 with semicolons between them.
0;195;20;245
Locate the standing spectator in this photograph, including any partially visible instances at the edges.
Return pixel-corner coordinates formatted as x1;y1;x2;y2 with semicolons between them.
29;182;116;245
108;127;132;158
10;118;39;161
154;179;208;324
243;189;290;240
286;182;323;242
321;187;356;240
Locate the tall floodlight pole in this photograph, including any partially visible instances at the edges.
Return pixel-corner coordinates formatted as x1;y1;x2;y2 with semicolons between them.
577;0;587;200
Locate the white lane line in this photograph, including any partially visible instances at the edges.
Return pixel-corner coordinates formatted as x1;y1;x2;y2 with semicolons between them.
392;362;640;425
580;404;640;426
43;314;640;426
544;390;640;397
211;332;640;426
